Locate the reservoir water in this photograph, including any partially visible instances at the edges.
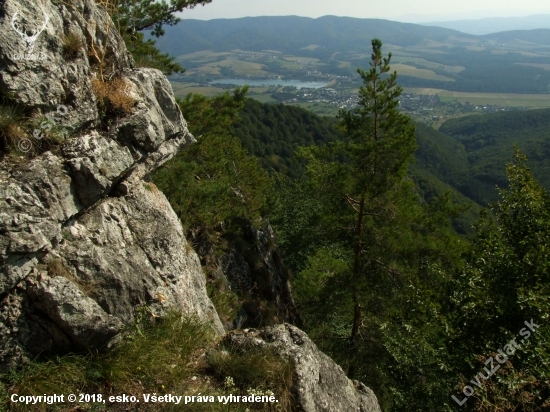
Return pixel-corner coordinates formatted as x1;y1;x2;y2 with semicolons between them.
209;78;329;89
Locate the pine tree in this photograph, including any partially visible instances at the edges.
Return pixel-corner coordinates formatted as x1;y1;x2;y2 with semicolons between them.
298;38;417;377
105;0;214;74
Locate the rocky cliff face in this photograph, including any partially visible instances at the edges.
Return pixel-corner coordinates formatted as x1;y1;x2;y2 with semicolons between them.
0;0;223;371
0;1;381;410
195;221;303;331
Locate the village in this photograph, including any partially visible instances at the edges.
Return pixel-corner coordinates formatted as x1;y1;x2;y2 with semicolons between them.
266;85;516;124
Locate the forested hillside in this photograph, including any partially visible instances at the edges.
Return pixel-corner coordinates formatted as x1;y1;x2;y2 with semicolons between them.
231;99;482;232
439;108;550;205
157;16;468;55
233;98;550;211
234;99;342;177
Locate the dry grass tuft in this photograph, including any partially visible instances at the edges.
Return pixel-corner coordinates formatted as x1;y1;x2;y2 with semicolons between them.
0;102;31;154
62;30;84;59
92;77;136;116
0;98;69;157
184;240;196;256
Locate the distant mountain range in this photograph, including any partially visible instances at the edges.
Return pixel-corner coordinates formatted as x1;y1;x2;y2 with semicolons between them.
156;15;550;57
157;16;550;94
421;14;550;35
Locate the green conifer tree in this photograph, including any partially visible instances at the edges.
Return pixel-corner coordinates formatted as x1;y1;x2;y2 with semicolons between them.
106;0;214;74
298;38;417;377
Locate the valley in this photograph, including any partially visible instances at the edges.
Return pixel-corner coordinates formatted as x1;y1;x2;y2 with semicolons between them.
170;78;546;126
158;17;550;124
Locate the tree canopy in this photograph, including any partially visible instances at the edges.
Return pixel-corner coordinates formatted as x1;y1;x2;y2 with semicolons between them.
106;0;213;74
114;0;213;36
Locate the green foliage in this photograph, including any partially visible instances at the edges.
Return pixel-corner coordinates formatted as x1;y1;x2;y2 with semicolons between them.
2;312;214;411
234;99;343;177
153;87;270;243
113;0;213;37
104;311;213;390
439;108;550;206
123;31;184;74
447;150;550;410
1;313;293;411
268;175;337;275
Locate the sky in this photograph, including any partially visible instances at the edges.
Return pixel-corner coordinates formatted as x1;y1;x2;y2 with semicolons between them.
181;0;550;22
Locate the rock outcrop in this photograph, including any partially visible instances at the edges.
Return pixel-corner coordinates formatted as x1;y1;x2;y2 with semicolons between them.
225;324;382;412
0;0;223;372
195;222;302;331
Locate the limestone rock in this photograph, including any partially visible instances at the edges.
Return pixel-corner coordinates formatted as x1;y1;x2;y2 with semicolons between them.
115;69;189;152
26;273;122;350
224;324;382;412
57;174;223;329
63;131;134;205
0;0;133;131
0;0;221;372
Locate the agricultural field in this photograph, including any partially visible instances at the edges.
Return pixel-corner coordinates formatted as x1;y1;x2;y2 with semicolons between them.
170;82;226;97
166;21;550;127
391;64;455;82
170;81;277;103
403;88;550;108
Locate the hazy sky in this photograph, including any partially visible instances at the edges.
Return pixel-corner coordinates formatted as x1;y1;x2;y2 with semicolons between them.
180;0;550;22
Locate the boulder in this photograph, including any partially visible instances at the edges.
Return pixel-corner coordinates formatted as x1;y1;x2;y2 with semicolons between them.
224;324;382;412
